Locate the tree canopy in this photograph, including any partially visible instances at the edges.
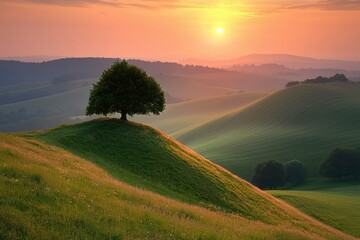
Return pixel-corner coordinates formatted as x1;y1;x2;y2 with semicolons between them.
252;160;286;190
86;60;165;120
285;160;306;184
320;147;360;180
285;73;350;88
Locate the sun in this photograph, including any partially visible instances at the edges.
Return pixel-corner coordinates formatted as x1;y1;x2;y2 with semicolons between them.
216;27;223;35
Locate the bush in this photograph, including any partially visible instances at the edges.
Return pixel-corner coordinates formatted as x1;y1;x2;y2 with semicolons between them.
320;147;360;180
252;160;286;190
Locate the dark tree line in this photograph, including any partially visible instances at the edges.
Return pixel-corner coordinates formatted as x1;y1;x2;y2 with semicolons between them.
285;73;349;88
320;147;360;181
252;160;306;190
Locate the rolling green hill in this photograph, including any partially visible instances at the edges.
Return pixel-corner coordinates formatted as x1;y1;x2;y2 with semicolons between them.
135;90;272;136
29;119;296;221
178;83;360;180
1;120;353;239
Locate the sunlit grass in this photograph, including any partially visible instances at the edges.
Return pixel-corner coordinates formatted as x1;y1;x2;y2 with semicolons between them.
0;134;352;239
270;182;360;237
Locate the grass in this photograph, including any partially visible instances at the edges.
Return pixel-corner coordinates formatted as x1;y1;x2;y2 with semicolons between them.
135;90;272;136
0;132;352;239
29;118;297;222
270;181;360;237
178;83;360;180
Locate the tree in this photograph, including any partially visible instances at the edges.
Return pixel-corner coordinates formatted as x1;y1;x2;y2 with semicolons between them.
86;60;165;121
320;147;360;180
252;160;286;190
285;81;300;88
285;160;306;185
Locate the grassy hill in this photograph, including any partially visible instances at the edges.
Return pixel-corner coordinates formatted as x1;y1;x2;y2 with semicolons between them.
135;90;272;136
270;181;360;237
28;119;298;222
1;120;353;239
178;83;360;180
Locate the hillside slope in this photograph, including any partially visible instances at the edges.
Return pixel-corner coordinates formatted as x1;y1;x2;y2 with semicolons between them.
136;90;272;136
30;119;293;222
178;83;360;180
270;181;360;238
0;133;352;239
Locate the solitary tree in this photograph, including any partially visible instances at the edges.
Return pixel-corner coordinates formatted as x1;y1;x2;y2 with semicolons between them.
252;160;286;190
86;60;165;121
285;160;306;185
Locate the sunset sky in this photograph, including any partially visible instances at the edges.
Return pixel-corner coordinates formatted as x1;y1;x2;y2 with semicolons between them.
1;0;360;61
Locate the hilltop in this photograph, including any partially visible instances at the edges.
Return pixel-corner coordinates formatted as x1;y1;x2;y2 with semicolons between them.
29;119;293;221
178;83;360;180
0;119;353;239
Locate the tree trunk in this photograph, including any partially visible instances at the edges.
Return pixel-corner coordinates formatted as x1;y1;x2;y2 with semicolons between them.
120;111;127;121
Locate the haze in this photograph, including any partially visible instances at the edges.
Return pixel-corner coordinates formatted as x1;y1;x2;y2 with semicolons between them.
1;0;360;61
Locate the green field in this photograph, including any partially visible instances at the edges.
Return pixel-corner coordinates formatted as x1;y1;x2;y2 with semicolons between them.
270;181;360;237
178;83;360;180
1;120;352;239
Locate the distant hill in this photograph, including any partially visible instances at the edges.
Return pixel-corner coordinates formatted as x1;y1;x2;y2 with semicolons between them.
230;63;360;82
0;118;350;239
0;58;231;87
183;54;360;71
178;83;360;180
0;58;289;132
135;90;273;137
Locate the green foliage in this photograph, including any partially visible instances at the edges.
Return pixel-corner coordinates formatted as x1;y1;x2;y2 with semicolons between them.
285;160;306;184
320;147;360;180
86;60;165;120
252;160;286;190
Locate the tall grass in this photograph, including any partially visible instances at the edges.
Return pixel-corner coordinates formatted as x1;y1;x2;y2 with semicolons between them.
0;134;352;239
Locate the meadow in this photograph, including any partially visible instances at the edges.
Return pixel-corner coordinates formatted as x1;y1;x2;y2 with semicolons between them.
1;130;353;239
270;181;360;237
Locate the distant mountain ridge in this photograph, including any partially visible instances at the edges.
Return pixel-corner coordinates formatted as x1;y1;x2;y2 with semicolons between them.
183;54;360;71
0;58;224;87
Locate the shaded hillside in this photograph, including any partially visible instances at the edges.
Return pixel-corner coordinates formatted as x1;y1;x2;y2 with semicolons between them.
136;90;272;136
0;133;351;239
178;83;360;180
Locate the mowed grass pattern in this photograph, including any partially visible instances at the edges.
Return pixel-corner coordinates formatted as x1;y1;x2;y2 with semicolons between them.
0;133;353;239
270;182;360;237
178;83;360;180
135;90;272;137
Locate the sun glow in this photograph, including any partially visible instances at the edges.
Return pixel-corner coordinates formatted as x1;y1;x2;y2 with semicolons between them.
216;27;224;35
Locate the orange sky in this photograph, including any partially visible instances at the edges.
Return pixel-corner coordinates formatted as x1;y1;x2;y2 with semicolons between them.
1;0;360;61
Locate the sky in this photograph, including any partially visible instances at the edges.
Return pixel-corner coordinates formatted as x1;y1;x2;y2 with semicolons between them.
1;0;360;62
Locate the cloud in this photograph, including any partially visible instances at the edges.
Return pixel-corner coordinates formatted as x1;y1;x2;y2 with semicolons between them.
5;0;207;9
285;0;360;11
